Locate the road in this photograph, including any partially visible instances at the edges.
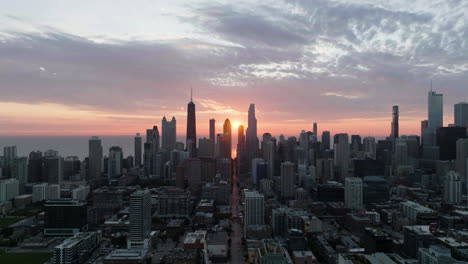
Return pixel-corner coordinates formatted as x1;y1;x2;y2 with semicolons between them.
229;163;246;264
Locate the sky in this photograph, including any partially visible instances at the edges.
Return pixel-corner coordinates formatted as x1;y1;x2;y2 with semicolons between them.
0;0;467;138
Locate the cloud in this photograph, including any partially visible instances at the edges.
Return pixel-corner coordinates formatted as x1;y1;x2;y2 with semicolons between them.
322;92;363;99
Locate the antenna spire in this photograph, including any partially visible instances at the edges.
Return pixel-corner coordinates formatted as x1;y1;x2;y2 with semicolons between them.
190;86;193;102
430;79;433;92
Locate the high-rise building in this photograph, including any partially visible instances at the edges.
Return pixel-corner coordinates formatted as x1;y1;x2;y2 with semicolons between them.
421;120;428;138
428;90;443;130
437;127;467;161
363;137;376;159
32;183;60;202
455;102;468;128
456;138;468;185
198;138;214;157
251;158;265;185
108;146;123;179
3;146;17;177
391;105;399;139
134;133;142;167
246;104;259;163
88;137;103;183
334;133;350;180
143;143;152;177
28;151;43;183
12;157;28;185
146;126;160;154
394;139;409;168
162;116;176;151
237;125;248;173
0;179;19;202
444;171;462;205
43;151;63;184
222;119;232;159
63;156;80;181
345;177;363;210
321;131;331;150
128;190;152;249
351;135;362;155
209;119;215;142
44;199;88;236
313;122;318;136
244;190;264;235
280;161;295;199
186;90;197;157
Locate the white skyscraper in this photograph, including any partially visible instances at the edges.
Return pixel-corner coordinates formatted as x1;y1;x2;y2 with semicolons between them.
363;137;376;159
455;102;468;128
128;189;152;249
428;90;443;129
244;190;264;235
334;133;350;180
0;179;19;202
280;161;295;199
345;177;363;210
444;171;462;205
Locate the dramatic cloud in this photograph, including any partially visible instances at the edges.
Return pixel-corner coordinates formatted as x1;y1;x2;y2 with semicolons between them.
0;0;467;136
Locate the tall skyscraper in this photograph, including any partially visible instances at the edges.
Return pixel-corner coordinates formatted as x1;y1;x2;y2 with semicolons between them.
186;90;197;157
108;146;123;179
428;90;443;130
280;161;295;199
128;189;152;249
209;119;216;142
345;177;363;210
146;126;160;154
444;171;462;205
391;105;399;139
43;151;63;184
88;137;103;183
222;119;232;159
134;133;142;167
455;102;468;128
237;125;247;173
162;116;176;151
363;137;376;159
262;137;275;180
421;120;428;137
313;122;318;136
321;131;331;150
456;138;468;185
3;146;17;177
246;104;259;162
334;133;350;180
244;190;264;236
12;157;28;185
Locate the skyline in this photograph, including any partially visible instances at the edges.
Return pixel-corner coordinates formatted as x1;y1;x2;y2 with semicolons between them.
1;0;468;136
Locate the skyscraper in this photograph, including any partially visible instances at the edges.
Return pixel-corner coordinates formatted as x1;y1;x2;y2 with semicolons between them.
12;157;28;185
334;133;350;180
321;131;331;150
222;119;232;159
237;125;247;173
313;122;318;136
3;146;17;177
455;102;468;128
108;146;123;179
246;104;259;163
128;189;152;249
428;90;443;130
363;137;377;159
391;105;399;139
146;126;160;154
209;119;216;142
444;171;462;205
162;116;176;151
345;177;363;210
186;90;197;157
88;137;103;184
280;161;295;199
456;138;468;185
134;133;142;167
43;151;63;184
244;190;264;236
262;138;275;180
28;151;43;183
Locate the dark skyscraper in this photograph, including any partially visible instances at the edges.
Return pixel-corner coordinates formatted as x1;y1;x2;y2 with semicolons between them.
313;122;318;136
146;126;160;154
322;131;331;150
28;151;43;183
391;105;399;139
209;119;215;142
134;133;142;167
222;119;232;159
246;104;259;163
88;136;103;184
186;90;197;156
421;120;428;137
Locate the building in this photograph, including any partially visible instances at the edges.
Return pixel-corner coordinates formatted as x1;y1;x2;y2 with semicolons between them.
321;131;331;150
281;162;295;199
0;179;19;202
256;239;293;264
419;245;458;264
12;156;28;185
201;181;230;205
437;127;467;161
88;137;103;183
455;102;468;128
262;138;275;180
71;186;90;201
344;177;363;210
157;187;191;217
43;152;63;184
198;138;214;157
128;190;152;249
3;146;17;177
104;249;149;264
108;146;123;179
221;119;232;159
246;104;259;164
186;90;197;157
162;116;177;151
134;133;142;167
244;190;264;235
32;183;60;202
28;151;43;183
444;171;462;205
334;133;350;180
456;138;468;186
391;105;399;139
428;90;443;130
44;199;88;236
54;232;98;264
363;137;377;159
399;201;434;223
292;251;317;264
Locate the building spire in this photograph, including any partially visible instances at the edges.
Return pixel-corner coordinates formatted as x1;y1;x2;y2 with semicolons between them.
430;79;433;92
190;86;193;102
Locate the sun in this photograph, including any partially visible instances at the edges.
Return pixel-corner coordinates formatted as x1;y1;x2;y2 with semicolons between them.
232;122;240;130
